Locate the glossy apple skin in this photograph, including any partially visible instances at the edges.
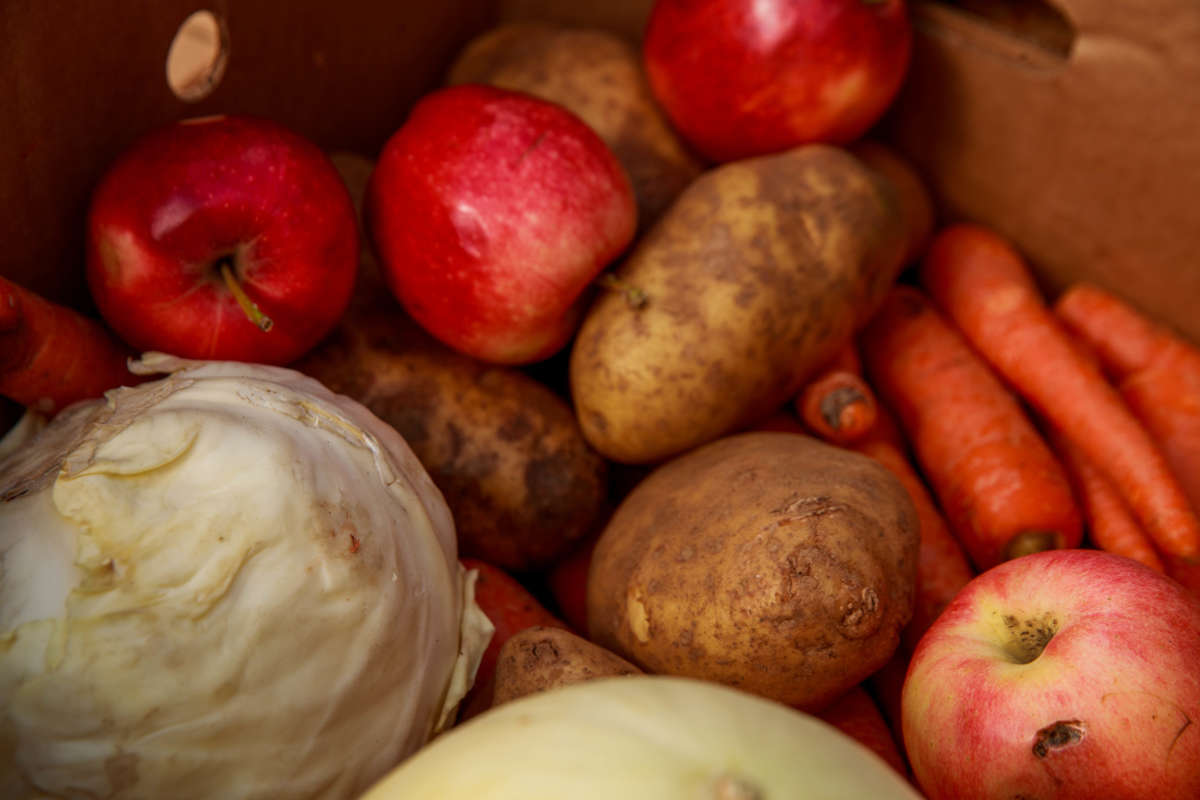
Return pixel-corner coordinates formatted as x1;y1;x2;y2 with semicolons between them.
643;0;911;163
902;549;1200;800
86;115;358;365
366;85;636;366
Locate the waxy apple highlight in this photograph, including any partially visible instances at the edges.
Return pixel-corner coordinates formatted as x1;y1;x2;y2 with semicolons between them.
86;115;358;365
643;0;912;162
366;84;636;365
902;549;1200;799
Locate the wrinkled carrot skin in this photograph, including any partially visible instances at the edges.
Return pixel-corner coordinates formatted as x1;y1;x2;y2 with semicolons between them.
1048;424;1165;572
848;405;976;652
815;685;910;779
921;224;1200;560
1;276;141;414
861;285;1083;572
1053;282;1193;378
797;369;878;445
1054;283;1200;517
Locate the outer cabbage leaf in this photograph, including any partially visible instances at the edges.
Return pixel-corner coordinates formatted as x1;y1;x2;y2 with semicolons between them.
0;354;491;799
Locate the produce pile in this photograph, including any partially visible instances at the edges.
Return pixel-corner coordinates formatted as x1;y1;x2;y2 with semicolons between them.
3;1;1200;798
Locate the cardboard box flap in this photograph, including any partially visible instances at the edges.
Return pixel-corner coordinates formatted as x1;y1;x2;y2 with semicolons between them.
888;0;1200;344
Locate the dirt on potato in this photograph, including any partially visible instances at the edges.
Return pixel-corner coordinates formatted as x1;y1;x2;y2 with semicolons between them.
569;144;910;465
586;431;919;712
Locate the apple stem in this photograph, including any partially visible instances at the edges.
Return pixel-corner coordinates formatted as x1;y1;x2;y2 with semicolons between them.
596;273;648;309
220;262;273;332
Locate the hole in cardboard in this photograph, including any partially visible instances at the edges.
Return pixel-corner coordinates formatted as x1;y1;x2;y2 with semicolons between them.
938;0;1075;58
166;10;229;102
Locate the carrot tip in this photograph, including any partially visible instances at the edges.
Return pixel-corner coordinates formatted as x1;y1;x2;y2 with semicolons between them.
1004;530;1064;561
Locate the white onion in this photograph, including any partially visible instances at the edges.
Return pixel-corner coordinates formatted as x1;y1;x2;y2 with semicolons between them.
0;353;491;799
361;675;924;799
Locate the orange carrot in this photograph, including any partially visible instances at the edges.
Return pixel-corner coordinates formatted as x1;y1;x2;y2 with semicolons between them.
796;368;878;445
860;284;1083;572
1;276;141;414
920;224;1200;561
1047;423;1165;572
1053;282;1200;517
848;404;976;652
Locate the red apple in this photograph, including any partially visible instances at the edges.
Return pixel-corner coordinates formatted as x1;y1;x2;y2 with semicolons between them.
902;549;1200;799
643;0;912;163
365;84;636;365
86;115;358;365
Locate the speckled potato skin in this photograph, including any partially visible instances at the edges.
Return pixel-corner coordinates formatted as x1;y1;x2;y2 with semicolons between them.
294;307;608;573
586;431;919;712
492;626;642;707
445;21;704;229
569;144;909;465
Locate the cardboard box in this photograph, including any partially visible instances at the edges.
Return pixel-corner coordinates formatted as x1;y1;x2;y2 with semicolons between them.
0;0;496;314
885;0;1200;344
2;0;1195;334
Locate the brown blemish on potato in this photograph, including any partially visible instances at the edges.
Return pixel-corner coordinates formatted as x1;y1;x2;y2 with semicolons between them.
627;588;651;643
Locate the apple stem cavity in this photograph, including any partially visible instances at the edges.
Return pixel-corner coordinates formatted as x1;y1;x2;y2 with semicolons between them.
219;261;273;332
1001;611;1060;664
596;273;648;309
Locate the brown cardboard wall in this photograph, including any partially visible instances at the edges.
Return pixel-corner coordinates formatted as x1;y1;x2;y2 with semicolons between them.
886;0;1200;344
3;0;1197;343
0;0;494;312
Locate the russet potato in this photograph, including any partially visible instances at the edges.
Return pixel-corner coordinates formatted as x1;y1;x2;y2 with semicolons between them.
492;626;642;707
295;307;608;573
569;143;910;465
586;431;919;712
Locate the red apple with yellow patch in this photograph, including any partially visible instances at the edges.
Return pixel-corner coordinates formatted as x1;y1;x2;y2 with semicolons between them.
902;549;1200;799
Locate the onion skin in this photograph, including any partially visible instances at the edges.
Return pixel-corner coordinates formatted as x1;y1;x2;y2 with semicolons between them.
360;675;924;799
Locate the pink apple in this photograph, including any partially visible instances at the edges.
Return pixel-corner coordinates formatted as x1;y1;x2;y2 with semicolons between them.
86;115;358;365
643;0;912;163
902;549;1200;799
365;84;636;365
